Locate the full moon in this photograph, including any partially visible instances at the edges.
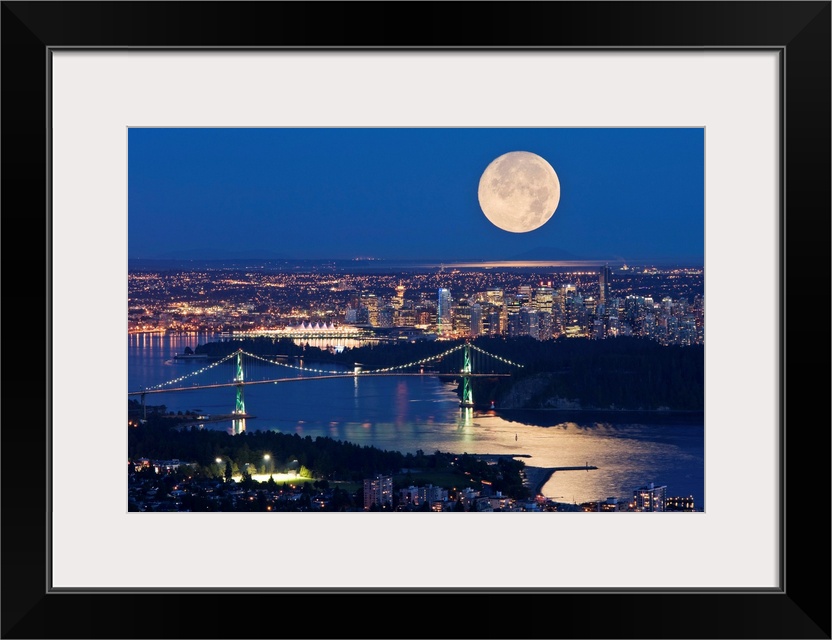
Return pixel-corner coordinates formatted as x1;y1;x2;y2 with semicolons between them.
477;151;560;233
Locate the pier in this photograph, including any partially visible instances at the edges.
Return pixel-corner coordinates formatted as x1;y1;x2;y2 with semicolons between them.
522;464;599;496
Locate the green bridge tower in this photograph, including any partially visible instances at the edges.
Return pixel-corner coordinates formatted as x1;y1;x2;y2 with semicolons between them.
460;343;474;408
232;349;246;434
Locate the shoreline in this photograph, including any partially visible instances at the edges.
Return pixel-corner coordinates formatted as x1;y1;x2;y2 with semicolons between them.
522;464;599;497
497;408;704;415
522;466;557;496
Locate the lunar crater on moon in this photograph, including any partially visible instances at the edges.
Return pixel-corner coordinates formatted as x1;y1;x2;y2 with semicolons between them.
478;151;560;233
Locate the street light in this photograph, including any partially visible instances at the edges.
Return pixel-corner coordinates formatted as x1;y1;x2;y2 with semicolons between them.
263;454;272;476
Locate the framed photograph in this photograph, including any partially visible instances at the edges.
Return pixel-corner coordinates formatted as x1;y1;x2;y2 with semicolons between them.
3;2;829;638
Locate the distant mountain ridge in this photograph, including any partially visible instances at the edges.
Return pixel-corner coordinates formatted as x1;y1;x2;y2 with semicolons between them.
508;247;585;261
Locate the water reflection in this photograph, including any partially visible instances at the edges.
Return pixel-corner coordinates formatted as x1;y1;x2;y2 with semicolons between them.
129;333;704;507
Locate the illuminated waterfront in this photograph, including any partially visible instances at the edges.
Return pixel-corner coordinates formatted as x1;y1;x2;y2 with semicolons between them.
129;332;705;507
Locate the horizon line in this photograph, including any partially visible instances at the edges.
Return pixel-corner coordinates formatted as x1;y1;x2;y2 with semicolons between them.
128;257;704;265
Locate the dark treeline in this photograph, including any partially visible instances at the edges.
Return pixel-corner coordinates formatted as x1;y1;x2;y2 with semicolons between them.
129;413;416;481
470;336;704;411
127;410;530;499
195;335;703;411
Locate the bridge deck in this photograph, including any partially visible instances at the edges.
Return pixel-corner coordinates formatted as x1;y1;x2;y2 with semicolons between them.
130;372;512;395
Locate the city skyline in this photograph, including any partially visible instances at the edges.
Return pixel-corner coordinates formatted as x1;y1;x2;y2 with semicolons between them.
128;127;705;264
126;126;706;515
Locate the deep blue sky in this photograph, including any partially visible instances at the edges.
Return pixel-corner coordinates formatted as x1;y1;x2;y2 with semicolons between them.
128;128;704;264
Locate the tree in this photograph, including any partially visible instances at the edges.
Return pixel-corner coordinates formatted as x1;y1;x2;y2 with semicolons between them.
224;460;233;483
240;471;256;492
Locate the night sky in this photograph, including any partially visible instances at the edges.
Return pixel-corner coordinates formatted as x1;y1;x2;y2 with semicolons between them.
128;127;704;264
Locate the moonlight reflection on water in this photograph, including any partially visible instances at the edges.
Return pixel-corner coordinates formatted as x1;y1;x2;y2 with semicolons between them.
129;333;704;508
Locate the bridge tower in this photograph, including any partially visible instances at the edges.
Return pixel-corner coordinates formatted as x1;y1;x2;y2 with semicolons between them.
460;343;474;408
232;349;246;434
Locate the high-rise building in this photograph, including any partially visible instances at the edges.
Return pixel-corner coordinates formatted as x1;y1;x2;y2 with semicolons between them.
507;312;521;337
363;474;394;510
605;314;620;337
361;292;379;326
392;282;406;309
437;288;452;335
599;265;611;306
518;307;531;336
469;303;483;337
533;286;554;314
537;311;553;340
377;306;394;328
631;482;667;512
486;309;501;336
526;308;539;339
485;287;504;306
453;299;471;335
396;307;416;328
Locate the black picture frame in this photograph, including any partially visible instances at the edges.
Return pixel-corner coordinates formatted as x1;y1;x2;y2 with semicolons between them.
2;2;829;638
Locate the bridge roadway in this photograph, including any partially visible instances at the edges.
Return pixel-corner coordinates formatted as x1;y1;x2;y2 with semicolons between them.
128;371;511;396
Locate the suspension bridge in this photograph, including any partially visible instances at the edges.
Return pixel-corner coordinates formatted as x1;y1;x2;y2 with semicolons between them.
128;342;524;434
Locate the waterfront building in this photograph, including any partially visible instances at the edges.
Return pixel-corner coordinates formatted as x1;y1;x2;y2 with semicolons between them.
377;306;394;328
631;482;667;512
666;496;696;511
396;307;416;327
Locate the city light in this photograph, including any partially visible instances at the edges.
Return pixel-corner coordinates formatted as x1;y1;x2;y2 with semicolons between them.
128;262;704;513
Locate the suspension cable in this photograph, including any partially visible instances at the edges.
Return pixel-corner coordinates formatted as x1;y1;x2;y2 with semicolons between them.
140;351;239;391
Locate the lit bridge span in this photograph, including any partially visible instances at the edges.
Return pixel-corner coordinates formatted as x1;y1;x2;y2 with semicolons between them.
128;343;523;434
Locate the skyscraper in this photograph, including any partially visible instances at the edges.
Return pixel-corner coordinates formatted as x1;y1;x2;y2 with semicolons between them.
533;286;554;314
469;303;483;336
392;282;406;309
599;264;612;306
437;288;452;335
